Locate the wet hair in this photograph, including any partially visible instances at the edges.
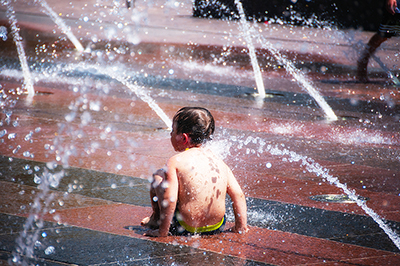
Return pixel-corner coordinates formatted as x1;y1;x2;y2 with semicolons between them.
173;107;215;145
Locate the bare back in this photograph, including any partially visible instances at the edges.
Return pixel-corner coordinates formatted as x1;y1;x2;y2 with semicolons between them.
169;147;230;228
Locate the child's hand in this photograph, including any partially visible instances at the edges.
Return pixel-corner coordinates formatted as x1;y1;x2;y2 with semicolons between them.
228;225;249;234
143;229;161;237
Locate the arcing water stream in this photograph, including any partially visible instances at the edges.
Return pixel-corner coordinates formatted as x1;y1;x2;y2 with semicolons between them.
221;134;400;250
1;0;34;99
234;0;265;98
38;0;84;53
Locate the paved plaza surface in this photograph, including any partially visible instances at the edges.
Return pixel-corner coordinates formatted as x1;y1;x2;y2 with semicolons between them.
0;0;400;265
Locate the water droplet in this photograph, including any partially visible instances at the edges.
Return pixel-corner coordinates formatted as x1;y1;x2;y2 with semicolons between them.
266;162;272;168
0;129;7;138
0;26;8;41
89;101;101;111
168;69;174;75
8;133;16;139
34;174;42;184
80;111;91;126
12;145;21;154
42;232;47;238
24;131;33;141
44;246;55;255
65;112;76;122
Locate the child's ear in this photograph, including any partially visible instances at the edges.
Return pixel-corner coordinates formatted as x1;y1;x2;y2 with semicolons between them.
182;133;190;145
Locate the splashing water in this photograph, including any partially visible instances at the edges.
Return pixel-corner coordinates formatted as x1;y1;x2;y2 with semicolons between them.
37;0;84;52
234;0;265;98
12;168;60;264
1;0;35;99
212;134;400;250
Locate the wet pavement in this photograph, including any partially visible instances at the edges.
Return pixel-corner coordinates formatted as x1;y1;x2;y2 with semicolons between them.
1;0;400;265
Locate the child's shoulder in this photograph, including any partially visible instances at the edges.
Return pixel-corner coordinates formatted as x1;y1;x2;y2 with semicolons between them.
168;147;213;165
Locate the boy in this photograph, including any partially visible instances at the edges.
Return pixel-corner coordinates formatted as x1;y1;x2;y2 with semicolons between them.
141;107;248;236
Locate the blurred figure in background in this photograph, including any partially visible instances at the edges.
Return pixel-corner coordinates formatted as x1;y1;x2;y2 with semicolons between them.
357;0;400;82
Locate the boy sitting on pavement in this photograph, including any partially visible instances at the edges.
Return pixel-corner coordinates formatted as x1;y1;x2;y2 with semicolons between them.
141;107;248;236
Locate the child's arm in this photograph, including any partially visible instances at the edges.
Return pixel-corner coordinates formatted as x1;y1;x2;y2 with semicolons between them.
226;169;248;234
145;159;179;237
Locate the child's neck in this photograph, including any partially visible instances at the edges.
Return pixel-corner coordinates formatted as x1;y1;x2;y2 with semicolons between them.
184;144;201;151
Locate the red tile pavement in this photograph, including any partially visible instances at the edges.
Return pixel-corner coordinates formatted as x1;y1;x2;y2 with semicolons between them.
1;79;399;223
34;203;399;266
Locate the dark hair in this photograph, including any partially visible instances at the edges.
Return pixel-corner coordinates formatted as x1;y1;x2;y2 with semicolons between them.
173;107;215;145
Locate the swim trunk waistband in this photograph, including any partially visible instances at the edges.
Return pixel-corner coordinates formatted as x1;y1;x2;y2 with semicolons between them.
172;210;225;235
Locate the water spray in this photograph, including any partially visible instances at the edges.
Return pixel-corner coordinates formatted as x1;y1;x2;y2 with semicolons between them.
38;0;84;53
371;54;400;86
1;0;35;99
226;135;400;251
60;63;172;130
257;33;338;121
234;0;266;98
233;0;337;121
